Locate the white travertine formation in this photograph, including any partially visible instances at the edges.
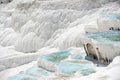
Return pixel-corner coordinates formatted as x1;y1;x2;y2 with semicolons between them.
0;0;120;80
0;0;120;53
81;31;120;63
0;0;12;4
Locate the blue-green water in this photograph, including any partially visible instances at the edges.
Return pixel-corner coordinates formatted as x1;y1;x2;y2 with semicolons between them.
8;74;37;80
8;50;95;80
26;67;52;76
80;69;96;76
39;49;71;64
71;53;86;60
86;31;120;44
108;14;120;20
58;62;95;76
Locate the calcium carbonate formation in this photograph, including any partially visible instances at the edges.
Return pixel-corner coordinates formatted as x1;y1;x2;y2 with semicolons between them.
81;31;120;63
0;0;119;53
0;0;120;80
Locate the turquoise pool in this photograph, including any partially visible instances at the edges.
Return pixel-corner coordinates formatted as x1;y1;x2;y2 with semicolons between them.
71;53;86;60
8;74;37;80
108;14;120;20
58;62;95;76
26;67;52;76
86;31;120;44
39;49;71;64
8;49;95;79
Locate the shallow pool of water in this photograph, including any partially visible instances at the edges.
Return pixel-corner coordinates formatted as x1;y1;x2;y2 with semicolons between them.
26;67;52;77
8;74;37;80
39;49;71;64
108;14;120;20
71;53;86;60
86;31;120;44
58;62;95;76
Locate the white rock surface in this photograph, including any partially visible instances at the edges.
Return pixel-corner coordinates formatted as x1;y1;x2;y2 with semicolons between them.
0;0;119;53
0;0;120;80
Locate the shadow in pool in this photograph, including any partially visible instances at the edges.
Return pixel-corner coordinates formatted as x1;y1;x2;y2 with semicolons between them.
85;56;110;67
